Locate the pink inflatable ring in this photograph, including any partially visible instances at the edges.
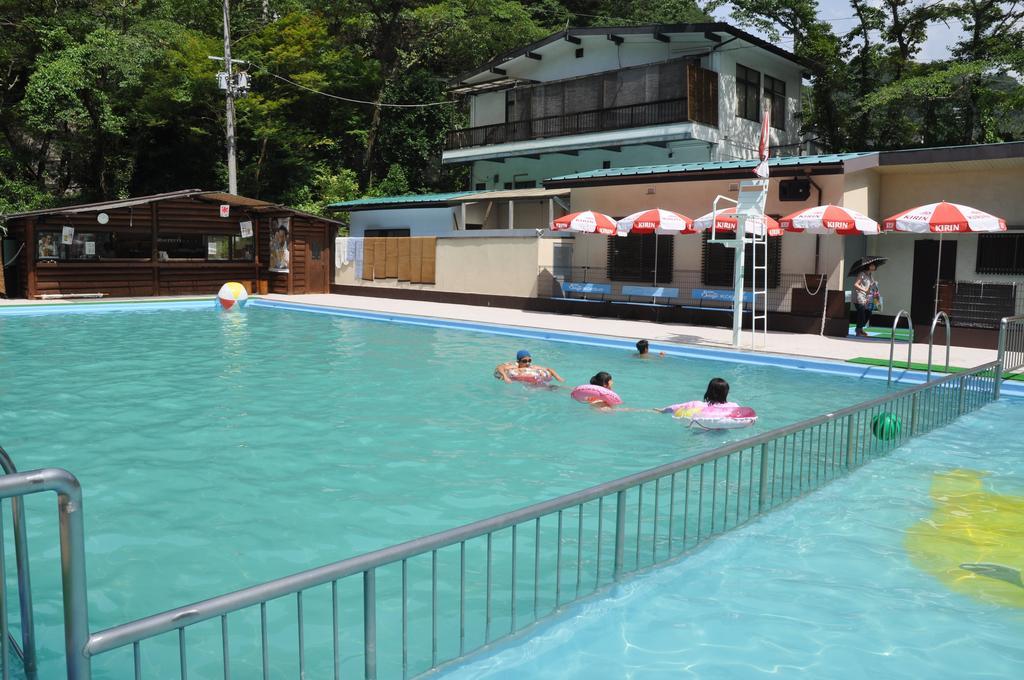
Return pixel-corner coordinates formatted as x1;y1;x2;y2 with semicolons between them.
669;401;757;430
570;384;622;407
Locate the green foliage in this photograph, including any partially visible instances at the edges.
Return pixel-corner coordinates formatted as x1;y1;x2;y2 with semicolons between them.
0;0;1022;216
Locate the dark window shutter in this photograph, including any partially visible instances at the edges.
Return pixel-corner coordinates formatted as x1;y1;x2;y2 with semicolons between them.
701;233;781;288
607;234;674;283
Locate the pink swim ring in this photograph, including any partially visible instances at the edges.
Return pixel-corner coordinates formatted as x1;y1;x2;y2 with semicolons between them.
570;384;623;406
668;400;757;430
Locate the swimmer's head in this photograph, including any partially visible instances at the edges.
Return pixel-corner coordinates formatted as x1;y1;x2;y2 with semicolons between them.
704;378;729;404
636;340;649;354
516;349;531;365
590;371;612;388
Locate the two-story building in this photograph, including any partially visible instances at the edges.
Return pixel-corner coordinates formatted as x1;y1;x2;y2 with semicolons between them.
332;22;808;235
445;23;807;190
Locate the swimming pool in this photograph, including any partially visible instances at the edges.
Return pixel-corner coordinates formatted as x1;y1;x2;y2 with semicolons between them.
0;300;922;675
441;398;1024;679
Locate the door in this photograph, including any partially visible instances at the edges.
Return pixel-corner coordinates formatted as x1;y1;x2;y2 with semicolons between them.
307;236;328;293
911;239;957;323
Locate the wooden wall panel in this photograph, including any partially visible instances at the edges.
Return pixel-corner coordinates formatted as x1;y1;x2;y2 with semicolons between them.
362;238;378;280
385;238;399;278
373;238;386;278
409;238;423;283
397;239;411;281
420;237;437;284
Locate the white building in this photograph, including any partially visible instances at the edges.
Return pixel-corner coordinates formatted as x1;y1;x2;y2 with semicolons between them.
445;23;808;190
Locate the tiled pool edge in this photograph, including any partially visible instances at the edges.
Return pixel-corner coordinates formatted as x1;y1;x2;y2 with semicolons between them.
250;299;1024;397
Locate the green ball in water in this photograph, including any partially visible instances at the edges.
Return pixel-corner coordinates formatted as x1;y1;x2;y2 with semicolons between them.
871;413;902;440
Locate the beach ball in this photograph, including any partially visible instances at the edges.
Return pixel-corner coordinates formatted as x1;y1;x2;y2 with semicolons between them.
871;413;902;441
217;281;248;311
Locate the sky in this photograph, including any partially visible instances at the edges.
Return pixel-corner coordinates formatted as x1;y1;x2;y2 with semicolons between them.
714;1;962;62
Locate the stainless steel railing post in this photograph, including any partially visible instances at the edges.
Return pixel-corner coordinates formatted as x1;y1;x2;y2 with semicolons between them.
0;470;90;680
888;310;914;385
613;490;627;581
844;415;854;468
757;443;768;513
363;569;377;680
927;311;951;381
0;448;36;679
995;317;1008;400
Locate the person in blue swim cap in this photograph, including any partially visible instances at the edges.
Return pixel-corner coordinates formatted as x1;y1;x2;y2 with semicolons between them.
494;349;564;384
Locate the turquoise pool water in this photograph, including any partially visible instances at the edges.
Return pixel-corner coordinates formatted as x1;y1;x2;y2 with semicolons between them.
443;399;1024;680
0;301;895;675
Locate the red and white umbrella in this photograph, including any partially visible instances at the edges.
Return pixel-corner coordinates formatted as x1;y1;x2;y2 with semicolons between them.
883;201;1006;233
551;210;618;235
781;204;879;235
692;207;783;237
615;208;695;236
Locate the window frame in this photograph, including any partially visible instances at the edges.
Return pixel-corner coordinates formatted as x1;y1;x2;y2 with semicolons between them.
606;233;674;284
975;231;1024;275
763;75;786;130
735;64;761;122
701;232;782;289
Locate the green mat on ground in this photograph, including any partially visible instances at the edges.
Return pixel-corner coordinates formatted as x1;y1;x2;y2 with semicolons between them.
846;356;1024;381
848;324;913;341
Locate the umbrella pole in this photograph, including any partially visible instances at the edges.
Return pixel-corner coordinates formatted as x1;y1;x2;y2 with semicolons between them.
933;234;943;318
653;233;659;285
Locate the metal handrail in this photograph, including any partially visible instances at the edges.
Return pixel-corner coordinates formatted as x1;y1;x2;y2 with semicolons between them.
888;309;914;384
0;469;89;680
927;311;951;380
995;314;1024;399
0;447;37;679
83;361;1001;678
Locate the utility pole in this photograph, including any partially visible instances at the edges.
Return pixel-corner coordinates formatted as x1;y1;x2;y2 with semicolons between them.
222;0;237;194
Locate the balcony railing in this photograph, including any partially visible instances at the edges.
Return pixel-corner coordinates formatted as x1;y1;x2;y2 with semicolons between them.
445;97;690;151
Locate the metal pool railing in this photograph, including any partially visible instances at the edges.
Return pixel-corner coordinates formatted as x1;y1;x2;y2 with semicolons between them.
63;360;998;679
996;315;1024;398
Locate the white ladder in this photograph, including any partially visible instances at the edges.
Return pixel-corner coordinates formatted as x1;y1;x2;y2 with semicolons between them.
736;180;769;348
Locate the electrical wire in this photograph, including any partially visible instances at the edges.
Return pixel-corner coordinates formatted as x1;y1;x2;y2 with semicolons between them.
248;62;457;108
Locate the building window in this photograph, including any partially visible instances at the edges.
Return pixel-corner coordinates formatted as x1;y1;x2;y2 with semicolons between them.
763;75;786;130
158;234;206;260
513;180;536;189
736;64;761;122
232;235;255;261
701;233;781;288
607;233;674;284
976;232;1024;274
364;228;411;237
36;229;150;260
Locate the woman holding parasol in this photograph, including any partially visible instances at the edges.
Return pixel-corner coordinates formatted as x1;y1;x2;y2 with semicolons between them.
849;256;886;337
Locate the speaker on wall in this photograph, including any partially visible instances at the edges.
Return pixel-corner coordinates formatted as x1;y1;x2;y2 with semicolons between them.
779;178;811;201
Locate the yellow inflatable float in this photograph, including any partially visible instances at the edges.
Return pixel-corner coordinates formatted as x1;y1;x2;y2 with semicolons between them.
905;469;1024;609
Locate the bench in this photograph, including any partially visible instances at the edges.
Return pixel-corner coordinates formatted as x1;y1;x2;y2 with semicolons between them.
683;288;755;312
611;285;680;308
552;281;612;302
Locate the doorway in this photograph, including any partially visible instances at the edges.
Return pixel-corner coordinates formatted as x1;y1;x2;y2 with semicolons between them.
911;239;957;323
307;236;328;293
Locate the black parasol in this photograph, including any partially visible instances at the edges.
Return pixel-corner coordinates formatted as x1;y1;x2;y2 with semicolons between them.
847;256;887;277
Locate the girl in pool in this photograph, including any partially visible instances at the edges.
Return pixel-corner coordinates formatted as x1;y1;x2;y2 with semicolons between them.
658;377;737;413
570;371;623;410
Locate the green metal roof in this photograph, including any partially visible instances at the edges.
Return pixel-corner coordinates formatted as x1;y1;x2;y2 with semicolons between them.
545;153;877;183
326;191;475;211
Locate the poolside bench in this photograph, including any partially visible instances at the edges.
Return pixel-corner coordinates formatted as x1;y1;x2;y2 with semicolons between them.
611;285;680;308
552;281;612;303
683;288;754;312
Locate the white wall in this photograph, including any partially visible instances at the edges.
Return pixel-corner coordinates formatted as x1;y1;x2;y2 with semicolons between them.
567;174;848;288
334;233;552;297
709;47;804;162
471;91;505;128
470;141;713;189
349;207;456;238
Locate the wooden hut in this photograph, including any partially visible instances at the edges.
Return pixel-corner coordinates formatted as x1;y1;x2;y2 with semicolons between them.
0;190;339;299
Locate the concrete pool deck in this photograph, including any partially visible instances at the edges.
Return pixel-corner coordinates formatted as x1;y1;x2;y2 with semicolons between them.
265;293;1002;369
0;292;1003;369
